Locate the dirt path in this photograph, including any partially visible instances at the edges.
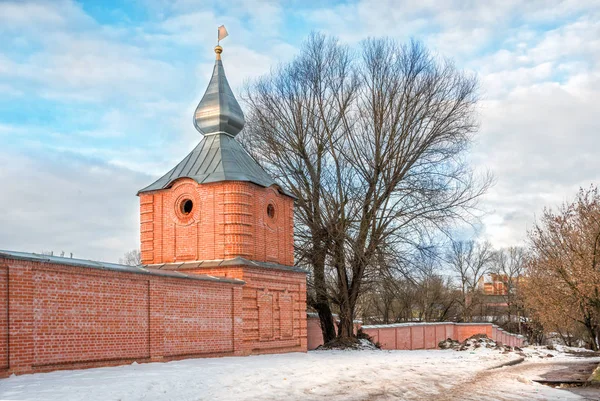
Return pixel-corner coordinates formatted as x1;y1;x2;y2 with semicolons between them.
431;357;600;401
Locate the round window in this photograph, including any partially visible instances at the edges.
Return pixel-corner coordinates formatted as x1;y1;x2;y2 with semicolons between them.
180;199;194;215
267;204;275;219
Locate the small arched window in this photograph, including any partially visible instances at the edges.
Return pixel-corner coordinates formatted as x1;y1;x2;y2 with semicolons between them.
267;203;275;219
180;199;194;215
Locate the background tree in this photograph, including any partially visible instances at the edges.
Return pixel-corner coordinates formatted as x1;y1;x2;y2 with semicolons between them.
120;249;142;266
357;251;460;324
446;240;494;322
522;186;600;350
243;33;490;341
491;246;526;333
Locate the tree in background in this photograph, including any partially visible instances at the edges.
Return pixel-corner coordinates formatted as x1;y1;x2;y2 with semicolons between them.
491;246;526;333
446;240;494;322
243;33;490;341
522;186;600;350
358;251;460;324
120;249;141;266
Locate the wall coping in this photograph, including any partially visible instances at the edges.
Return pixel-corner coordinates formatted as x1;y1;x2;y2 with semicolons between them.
363;322;455;328
306;312;362;323
361;321;519;333
147;257;307;274
0;250;244;285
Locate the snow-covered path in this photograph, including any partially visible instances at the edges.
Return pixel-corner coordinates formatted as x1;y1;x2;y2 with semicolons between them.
0;349;596;401
436;357;600;401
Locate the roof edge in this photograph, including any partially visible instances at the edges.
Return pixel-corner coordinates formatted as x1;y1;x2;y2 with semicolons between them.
138;175;296;199
0;250;244;285
146;257;307;274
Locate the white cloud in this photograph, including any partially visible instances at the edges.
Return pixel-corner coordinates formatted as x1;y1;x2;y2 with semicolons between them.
302;0;600;249
0;151;149;262
2;0;600;259
0;1;73;28
474;72;600;247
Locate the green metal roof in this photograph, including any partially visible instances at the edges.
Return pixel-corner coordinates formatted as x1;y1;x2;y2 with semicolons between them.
138;133;292;196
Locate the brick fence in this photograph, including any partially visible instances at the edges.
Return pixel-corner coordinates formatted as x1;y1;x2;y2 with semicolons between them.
0;253;307;376
307;316;525;350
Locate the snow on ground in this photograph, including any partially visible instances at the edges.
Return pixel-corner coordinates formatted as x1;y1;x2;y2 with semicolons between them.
0;347;597;401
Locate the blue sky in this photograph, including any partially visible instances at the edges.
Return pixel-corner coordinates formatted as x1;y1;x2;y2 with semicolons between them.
1;0;599;262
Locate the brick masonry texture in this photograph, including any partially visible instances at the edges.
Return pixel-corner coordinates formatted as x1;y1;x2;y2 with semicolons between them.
0;177;306;376
139;177;305;356
185;266;307;355
361;323;524;349
0;258;247;375
140;179;294;266
306;317;524;350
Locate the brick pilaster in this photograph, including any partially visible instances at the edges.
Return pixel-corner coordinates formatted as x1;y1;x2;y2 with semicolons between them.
8;264;34;373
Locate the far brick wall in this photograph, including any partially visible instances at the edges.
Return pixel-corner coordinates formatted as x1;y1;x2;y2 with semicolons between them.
140;179;294;266
306;318;524;350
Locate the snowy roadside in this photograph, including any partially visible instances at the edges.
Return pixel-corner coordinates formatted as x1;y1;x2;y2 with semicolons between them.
0;347;596;401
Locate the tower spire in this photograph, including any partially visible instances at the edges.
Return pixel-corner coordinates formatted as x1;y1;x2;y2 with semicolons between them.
193;26;244;137
140;25;295;196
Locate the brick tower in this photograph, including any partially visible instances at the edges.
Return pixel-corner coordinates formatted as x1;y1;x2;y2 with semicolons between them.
138;41;306;354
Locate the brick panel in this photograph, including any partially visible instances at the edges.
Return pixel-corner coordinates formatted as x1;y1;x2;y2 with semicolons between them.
258;292;274;340
279;294;293;338
411;326;425;349
162;283;235;356
378;328;396;349
32;268;150;365
396;327;411;349
456;324;490;342
424;326;437;349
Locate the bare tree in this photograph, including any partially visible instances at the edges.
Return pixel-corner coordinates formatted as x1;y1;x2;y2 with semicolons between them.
243;33;490;340
358;250;460;324
120;249;141;266
413;270;459;322
446;240;494;322
491;246;526;333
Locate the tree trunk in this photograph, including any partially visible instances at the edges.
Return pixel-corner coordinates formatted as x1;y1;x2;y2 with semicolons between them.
337;302;354;338
382;301;390;324
317;304;336;343
582;314;599;351
312;240;336;343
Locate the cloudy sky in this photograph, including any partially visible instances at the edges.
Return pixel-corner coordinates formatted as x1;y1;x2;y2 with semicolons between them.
0;0;599;262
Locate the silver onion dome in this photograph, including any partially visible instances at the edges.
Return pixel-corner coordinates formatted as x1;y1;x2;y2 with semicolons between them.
193;45;245;137
138;40;294;198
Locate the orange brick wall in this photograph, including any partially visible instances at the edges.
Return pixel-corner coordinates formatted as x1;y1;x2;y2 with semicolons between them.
350;323;524;351
0;257;244;376
33;268;150;365
455;323;493;342
307;319;524;350
0;268;7;370
241;267;306;354
140;179;294;266
186;266;307;355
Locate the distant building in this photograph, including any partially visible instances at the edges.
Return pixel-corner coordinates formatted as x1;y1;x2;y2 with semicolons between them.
478;273;510;296
475;274;524;323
